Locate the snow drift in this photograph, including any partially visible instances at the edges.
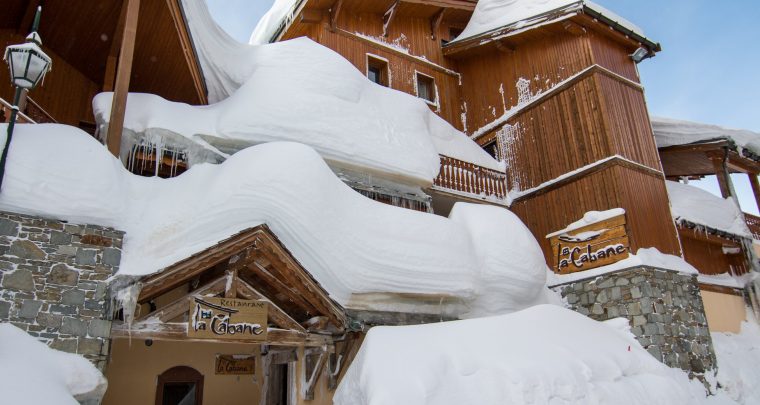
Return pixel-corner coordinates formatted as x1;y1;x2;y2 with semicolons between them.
109;0;500;187
0;323;106;404
666;180;751;238
452;0;644;43
652;117;760;158
0;124;546;315
334;305;707;405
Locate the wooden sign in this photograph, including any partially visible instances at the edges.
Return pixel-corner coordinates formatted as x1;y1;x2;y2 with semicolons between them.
215;355;255;375
188;297;268;340
547;213;630;274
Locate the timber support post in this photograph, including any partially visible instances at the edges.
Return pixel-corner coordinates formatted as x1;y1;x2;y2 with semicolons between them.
107;0;140;159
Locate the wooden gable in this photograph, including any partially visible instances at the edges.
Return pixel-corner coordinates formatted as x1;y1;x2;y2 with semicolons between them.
112;225;346;346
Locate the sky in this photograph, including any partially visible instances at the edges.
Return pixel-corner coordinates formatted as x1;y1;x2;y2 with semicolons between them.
205;0;760;214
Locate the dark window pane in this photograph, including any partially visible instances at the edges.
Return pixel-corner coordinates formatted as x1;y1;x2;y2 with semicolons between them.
162;382;197;405
368;66;381;84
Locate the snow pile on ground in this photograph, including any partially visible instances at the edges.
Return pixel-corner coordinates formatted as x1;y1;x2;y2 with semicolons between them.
547;247;699;286
452;0;644;43
666;180;751;238
710;313;760;404
653;117;760;157
0;323;106;404
334;304;707;405
0;124;545;314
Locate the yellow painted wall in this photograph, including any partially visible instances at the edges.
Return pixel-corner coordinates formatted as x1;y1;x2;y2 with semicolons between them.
103;338;262;405
700;290;747;333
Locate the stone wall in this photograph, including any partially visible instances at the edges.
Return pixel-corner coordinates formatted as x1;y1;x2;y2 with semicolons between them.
553;266;716;376
0;210;123;370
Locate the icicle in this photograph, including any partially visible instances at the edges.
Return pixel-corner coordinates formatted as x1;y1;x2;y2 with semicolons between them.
114;282;142;336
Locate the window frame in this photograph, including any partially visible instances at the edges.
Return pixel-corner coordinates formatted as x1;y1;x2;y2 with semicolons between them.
365;54;390;87
155;366;204;405
414;70;438;107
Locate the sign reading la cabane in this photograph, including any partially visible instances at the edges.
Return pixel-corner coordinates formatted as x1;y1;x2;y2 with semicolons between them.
547;212;630;274
188;297;268;340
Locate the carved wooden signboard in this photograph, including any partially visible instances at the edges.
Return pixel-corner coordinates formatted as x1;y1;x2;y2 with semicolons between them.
547;212;630;274
188;297;268;340
215;355;255;375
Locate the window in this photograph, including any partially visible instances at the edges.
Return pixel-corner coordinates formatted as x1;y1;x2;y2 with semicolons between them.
366;55;389;87
155;366;204;405
415;72;436;104
483;140;500;160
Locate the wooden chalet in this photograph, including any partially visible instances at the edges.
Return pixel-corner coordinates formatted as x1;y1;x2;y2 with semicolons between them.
3;0;758;403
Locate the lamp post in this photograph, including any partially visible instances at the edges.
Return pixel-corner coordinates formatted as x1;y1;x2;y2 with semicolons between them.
0;6;52;191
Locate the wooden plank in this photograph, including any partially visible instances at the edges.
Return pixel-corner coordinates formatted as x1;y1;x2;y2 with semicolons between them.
710;153;732;198
111;322;331;346
165;0;209;104
430;8;445;39
401;0;476;11
382;0;401;37
106;0;140;158
136;276;227;323
330;0;343;31
235;278;307;333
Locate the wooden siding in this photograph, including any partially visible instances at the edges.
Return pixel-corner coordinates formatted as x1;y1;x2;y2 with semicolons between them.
587;30;639;82
301;15;464;128
595;73;662;170
0;30;99;126
679;228;749;276
456;31;594;134
510;163;680;264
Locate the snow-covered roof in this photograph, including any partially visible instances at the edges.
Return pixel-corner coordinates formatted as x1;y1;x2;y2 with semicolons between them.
451;0;646;44
248;0;302;46
0;324;106;404
335;305;705;404
112;0;501;186
652;116;760;159
666;180;752;239
0;124;546;317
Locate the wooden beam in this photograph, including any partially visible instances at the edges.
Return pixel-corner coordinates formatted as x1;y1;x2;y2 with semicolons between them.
383;0;401;37
17;0;40;35
300;9;324;23
330;0;344;31
709;153;732;198
136;276;227;323
235;278;307;333
494;40;515;54
401;0;475;11
103;2;129;92
165;0;209;104
749;174;760;214
430;8;446;39
562;20;586;36
107;0;141;158
111;322;332;346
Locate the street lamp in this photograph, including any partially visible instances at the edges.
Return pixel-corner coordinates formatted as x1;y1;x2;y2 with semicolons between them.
0;6;52;191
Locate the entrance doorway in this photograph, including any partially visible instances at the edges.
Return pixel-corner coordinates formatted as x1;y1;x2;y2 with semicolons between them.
155;366;204;405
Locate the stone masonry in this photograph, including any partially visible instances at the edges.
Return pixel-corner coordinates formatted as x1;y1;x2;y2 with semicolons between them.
553;266;716;377
0;210;124;370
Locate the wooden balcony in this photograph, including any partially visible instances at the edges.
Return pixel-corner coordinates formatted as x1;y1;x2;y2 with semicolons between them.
745;213;760;240
434;155;507;200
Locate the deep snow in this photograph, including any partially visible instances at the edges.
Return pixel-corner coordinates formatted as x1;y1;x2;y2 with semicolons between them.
0;123;546;316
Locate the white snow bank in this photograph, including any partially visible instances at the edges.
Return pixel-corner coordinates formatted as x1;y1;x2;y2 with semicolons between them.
334;304;707;405
666;181;751;238
0;324;106;404
449;203;550;316
710;312;760;404
94;37;501;184
547;247;698;286
0;124;542;314
652;117;760;157
698;273;756;290
546;207;625;238
453;0;644;44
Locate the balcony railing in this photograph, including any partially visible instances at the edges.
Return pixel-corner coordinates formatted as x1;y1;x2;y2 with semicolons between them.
24;97;56;123
1;97;36;124
745;213;760;240
434;155;507;200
